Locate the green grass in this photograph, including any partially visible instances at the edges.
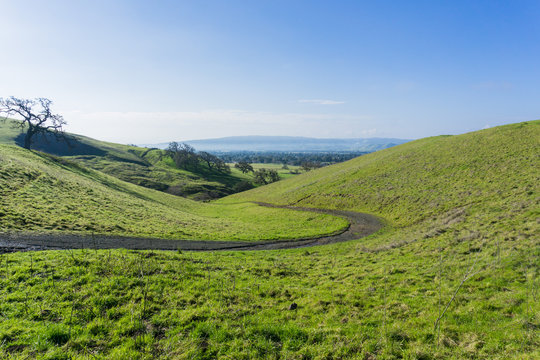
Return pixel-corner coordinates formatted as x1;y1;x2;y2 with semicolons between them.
0;144;347;241
250;163;304;180
0;120;257;200
223;120;539;239
0;241;537;359
70;152;240;200
228;163;304;183
0;120;538;359
0;120;23;145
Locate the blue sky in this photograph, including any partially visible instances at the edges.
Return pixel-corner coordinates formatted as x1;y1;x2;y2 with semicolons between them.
1;0;539;143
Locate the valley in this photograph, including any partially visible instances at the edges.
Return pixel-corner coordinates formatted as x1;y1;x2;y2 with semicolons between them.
2;2;539;358
0;120;538;359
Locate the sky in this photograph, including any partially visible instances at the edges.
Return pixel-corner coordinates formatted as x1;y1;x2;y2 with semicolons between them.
1;0;539;143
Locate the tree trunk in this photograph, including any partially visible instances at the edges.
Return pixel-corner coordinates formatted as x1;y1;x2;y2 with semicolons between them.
24;127;35;150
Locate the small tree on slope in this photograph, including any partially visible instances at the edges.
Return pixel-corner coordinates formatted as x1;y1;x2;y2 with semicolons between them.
0;96;67;150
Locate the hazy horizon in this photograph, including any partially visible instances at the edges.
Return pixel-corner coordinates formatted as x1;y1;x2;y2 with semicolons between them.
143;134;411;145
1;1;539;143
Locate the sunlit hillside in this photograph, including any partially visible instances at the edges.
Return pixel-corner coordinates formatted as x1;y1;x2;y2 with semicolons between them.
0;144;346;241
0;121;538;359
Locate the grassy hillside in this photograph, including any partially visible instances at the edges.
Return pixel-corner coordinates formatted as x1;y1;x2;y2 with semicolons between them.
0;144;347;241
0;121;538;359
0;120;251;200
224;120;539;243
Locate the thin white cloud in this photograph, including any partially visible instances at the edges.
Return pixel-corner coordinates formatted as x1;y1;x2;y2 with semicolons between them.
298;99;345;105
61;109;374;143
360;128;377;136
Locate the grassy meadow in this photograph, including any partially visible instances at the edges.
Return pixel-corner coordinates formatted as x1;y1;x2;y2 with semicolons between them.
0;144;347;241
250;163;304;180
0;120;538;359
228;163;304;182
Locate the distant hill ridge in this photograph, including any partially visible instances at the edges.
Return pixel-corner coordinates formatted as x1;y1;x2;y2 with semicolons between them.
143;135;410;152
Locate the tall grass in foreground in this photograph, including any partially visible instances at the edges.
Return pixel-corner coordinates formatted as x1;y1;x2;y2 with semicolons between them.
0;235;537;359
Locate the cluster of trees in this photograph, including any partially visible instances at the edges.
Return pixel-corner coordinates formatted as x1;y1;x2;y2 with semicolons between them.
164;146;284;188
166;142;230;173
234;161;280;185
216;151;367;166
253;168;280;185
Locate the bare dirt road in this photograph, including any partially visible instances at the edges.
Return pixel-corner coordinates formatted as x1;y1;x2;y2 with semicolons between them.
0;203;382;253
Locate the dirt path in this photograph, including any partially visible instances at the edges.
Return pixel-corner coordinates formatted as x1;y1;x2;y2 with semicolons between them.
0;203;382;253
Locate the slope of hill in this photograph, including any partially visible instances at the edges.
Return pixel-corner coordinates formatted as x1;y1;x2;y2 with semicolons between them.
0;121;538;360
146;135;410;152
0;144;347;241
0;120;251;200
224;121;539;242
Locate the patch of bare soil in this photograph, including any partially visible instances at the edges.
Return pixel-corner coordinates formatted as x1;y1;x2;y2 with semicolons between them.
0;203;382;253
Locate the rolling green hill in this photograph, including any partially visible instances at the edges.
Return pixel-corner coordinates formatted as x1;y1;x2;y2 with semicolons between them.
0;119;251;200
0;144;346;241
0;121;538;359
224;120;539;245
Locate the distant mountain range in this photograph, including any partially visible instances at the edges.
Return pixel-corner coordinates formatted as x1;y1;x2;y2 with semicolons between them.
142;136;410;152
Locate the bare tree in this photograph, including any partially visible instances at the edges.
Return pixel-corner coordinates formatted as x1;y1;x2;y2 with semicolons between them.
0;97;67;150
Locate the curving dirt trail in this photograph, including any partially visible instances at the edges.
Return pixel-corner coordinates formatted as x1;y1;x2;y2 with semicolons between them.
0;203;382;253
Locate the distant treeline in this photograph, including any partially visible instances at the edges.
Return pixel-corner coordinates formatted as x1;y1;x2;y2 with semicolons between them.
213;151;368;166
